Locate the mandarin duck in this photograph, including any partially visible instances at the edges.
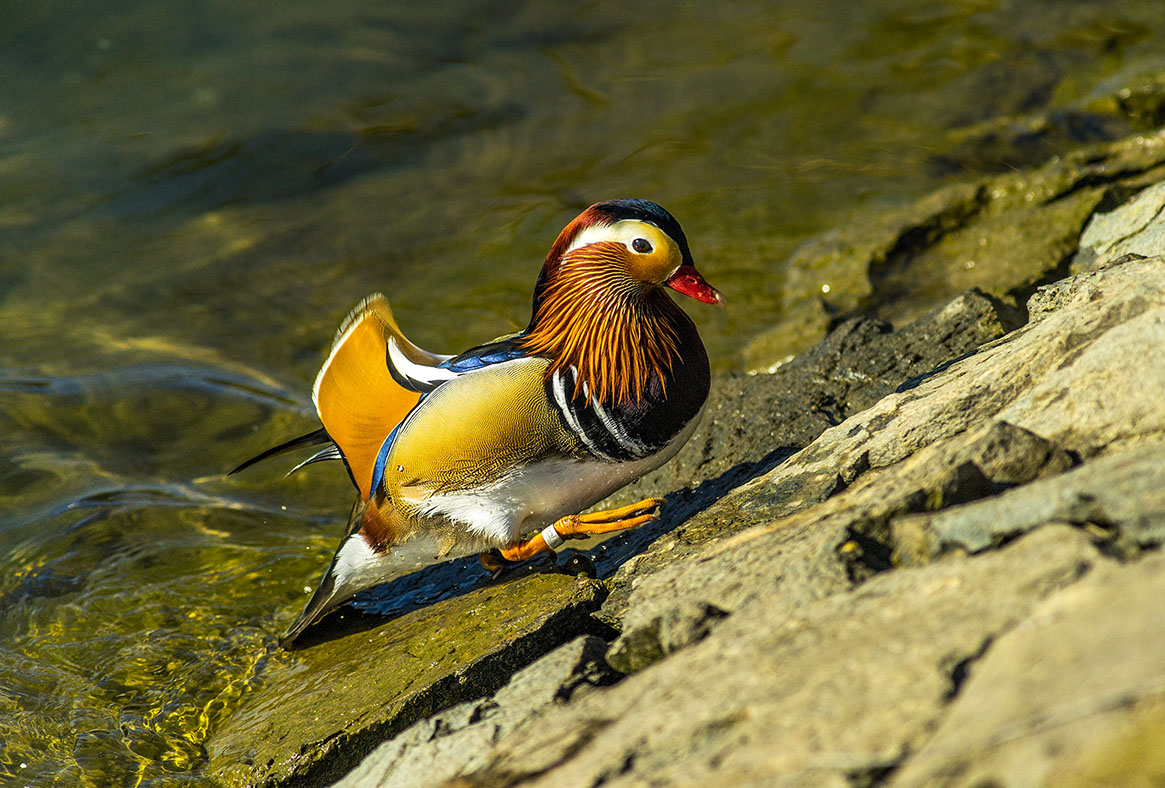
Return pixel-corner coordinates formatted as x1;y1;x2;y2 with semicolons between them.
234;199;722;647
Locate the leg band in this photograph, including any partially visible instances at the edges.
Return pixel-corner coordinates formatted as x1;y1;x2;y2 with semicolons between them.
541;523;565;550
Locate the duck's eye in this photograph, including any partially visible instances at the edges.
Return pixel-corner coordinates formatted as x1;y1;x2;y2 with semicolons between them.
631;238;653;254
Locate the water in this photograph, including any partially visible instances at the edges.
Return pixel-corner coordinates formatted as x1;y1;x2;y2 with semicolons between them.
2;0;1163;783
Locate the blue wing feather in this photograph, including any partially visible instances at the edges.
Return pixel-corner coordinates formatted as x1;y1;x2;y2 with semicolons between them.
440;334;527;373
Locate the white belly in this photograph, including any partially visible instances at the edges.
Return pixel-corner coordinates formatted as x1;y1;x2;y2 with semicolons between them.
411;408;702;545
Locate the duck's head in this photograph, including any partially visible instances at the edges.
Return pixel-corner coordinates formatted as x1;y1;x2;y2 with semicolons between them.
533;199;723;308
524;200;720;405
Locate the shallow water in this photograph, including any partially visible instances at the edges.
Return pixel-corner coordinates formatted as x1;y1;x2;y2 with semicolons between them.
2;0;1164;783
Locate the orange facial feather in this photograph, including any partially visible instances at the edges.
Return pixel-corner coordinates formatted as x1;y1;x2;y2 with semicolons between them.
519;243;684;406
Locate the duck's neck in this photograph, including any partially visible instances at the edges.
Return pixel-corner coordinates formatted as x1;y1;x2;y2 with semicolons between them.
520;246;687;406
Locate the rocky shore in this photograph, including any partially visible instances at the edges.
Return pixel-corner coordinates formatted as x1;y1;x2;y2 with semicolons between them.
207;134;1165;788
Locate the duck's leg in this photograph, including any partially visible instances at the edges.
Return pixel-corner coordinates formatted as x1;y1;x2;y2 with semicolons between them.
548;496;665;540
479;497;664;575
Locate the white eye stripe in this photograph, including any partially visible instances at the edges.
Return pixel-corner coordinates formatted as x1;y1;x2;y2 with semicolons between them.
565;220;663;256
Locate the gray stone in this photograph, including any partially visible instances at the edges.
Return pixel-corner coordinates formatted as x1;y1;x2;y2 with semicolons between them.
889;550;1165;788
606;418;1076;674
606;517;847;674
334;636;616;788
454;527;1100;788
999;283;1165;458
1074;179;1165;270
893;441;1165;563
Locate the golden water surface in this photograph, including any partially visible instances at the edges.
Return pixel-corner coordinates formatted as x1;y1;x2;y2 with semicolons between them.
2;0;1162;783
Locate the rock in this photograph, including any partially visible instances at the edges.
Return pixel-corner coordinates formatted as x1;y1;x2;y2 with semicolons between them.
1073;176;1165;271
1054;700;1165;788
454;527;1100;788
605;514;848;674
333;636;618;788
743;130;1165;369
606;417;1080;673
997;278;1165;458
889;551;1165;788
206;573;605;787
892;441;1165;563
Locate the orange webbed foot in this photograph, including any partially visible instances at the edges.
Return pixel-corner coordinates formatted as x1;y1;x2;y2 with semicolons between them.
485;497;664;577
553;497;664;539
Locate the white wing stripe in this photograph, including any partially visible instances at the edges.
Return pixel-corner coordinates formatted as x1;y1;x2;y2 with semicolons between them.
579;370;649;458
387;337;459;387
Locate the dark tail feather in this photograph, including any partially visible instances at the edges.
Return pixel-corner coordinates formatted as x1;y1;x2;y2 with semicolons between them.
286;445;343;476
229;428;331;476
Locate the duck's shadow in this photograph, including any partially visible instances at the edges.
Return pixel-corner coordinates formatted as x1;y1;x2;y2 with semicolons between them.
283;550;574;650
587;445;800;577
285;446;798;650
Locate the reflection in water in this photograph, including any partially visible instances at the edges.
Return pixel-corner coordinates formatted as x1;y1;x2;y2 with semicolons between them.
2;0;1165;782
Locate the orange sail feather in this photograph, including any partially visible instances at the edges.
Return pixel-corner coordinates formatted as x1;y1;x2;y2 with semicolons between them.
312;295;437;499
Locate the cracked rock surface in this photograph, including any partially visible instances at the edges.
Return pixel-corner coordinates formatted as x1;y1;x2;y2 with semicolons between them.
889;549;1165;788
448;526;1098;788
